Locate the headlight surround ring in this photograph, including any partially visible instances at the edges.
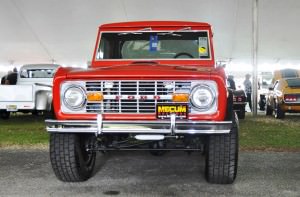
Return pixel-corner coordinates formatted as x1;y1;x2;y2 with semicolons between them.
63;86;86;110
190;84;216;111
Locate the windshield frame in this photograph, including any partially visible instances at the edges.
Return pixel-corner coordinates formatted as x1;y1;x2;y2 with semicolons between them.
95;30;212;61
20;69;56;79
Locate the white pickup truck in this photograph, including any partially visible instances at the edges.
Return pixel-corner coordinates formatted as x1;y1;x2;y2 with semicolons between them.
0;64;59;119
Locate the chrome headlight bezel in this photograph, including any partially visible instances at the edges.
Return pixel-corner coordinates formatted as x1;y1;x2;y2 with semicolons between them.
190;81;218;114
61;82;86;112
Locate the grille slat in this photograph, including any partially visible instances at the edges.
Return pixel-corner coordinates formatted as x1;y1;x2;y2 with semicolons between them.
85;81;191;113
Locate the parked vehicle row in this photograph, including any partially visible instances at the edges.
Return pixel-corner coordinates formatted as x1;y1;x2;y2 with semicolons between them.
265;69;300;119
258;71;273;111
0;64;59;119
227;68;300;120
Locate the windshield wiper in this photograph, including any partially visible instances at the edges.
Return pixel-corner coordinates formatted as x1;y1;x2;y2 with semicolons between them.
118;27;152;35
118;27;192;36
158;27;192;36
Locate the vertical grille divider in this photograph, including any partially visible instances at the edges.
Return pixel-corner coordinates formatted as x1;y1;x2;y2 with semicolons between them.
118;81;121;113
155;81;157;107
101;81;104;113
173;81;176;100
137;81;140;113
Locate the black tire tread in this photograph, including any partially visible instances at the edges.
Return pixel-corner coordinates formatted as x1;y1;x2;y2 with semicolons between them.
205;91;238;184
205;114;238;184
266;104;273;116
275;104;285;119
50;133;94;182
237;109;245;119
0;110;10;119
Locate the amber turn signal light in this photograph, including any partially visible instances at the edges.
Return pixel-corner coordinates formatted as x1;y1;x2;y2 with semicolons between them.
172;93;189;102
87;92;104;101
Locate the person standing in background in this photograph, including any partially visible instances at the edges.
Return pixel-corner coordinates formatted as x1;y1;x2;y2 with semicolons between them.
5;67;18;85
227;75;236;90
2;71;12;85
1;74;6;84
243;74;252;111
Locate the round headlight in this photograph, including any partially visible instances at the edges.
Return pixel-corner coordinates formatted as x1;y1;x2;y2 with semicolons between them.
63;86;86;110
190;85;215;111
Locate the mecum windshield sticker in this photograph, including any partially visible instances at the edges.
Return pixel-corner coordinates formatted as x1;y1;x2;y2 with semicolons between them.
198;37;208;57
149;35;158;52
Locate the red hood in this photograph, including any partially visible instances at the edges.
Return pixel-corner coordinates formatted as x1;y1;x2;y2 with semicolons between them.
65;63;218;80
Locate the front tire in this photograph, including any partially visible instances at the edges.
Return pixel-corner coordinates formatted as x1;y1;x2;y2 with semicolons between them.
266;104;273;116
237;108;245;119
44;103;56;119
259;95;266;111
205;113;239;184
50;133;96;182
0;110;10;119
275;104;285;119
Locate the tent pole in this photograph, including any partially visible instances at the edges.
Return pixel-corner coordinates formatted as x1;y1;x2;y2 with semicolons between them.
252;0;258;116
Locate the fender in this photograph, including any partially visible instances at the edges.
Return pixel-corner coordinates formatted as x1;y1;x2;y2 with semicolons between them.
35;90;52;111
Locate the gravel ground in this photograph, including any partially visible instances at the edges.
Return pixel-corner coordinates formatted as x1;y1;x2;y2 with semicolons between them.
0;149;299;197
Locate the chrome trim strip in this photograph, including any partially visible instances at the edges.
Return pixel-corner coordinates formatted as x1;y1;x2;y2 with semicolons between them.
175;130;231;134
46;119;231;125
233;102;247;105
47;128;98;133
45;119;232;134
284;101;300;104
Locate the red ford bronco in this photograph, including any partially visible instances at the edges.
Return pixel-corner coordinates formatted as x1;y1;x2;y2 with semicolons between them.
46;21;239;184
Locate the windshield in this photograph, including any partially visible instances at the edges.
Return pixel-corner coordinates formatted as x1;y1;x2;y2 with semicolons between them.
96;31;210;60
260;73;273;89
286;78;300;88
20;69;56;78
281;69;299;78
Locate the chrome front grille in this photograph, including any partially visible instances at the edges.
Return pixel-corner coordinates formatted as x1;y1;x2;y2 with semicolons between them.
85;81;191;113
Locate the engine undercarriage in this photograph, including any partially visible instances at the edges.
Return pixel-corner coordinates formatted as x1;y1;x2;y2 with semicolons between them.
85;134;206;153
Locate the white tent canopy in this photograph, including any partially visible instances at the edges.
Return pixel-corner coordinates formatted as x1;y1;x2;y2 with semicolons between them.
0;0;299;72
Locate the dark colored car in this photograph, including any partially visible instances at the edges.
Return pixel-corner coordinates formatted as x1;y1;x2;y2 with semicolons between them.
233;90;246;119
227;77;246;119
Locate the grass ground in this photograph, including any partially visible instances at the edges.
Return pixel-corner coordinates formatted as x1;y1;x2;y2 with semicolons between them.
239;113;300;151
0;113;299;151
0;114;48;148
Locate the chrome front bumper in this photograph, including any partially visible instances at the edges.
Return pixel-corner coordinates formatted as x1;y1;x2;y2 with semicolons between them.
45;114;232;135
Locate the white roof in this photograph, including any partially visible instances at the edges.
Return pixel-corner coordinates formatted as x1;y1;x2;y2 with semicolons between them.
20;64;60;70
